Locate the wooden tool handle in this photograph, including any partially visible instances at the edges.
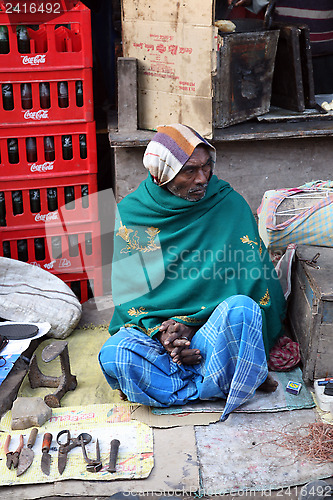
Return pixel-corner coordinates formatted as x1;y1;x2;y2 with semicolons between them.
4;435;11;455
27;428;38;448
108;439;120;473
18;435;24;453
42;433;52;453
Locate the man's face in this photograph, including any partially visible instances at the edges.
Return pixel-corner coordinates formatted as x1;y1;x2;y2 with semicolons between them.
166;145;212;201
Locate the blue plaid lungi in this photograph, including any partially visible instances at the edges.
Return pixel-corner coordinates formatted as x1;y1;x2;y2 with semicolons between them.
99;295;268;421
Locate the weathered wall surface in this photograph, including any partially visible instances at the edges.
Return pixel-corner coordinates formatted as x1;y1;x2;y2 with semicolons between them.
114;136;333;212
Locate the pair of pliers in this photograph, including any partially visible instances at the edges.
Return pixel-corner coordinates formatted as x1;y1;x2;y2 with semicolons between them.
80;436;102;472
4;434;24;470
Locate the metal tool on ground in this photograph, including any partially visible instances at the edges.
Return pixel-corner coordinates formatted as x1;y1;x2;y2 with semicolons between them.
41;432;53;476
4;434;24;470
16;427;38;477
80;435;102;472
57;430;91;475
107;439;120;473
28;340;77;408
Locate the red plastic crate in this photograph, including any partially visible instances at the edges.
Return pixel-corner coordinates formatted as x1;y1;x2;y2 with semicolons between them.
0;1;92;71
0;122;97;180
0;173;98;229
0;220;102;274
0;68;93;127
57;268;104;303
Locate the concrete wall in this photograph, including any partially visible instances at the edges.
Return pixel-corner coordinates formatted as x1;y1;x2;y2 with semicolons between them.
114;136;333;212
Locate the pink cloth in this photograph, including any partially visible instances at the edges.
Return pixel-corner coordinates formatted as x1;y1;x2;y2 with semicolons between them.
268;335;300;371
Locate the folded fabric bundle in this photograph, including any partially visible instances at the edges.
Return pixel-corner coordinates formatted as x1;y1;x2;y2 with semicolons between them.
268;335;300;371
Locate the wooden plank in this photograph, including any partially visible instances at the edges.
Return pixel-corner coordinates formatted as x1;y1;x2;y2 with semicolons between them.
109;118;333;146
299;25;316;108
271;25;305;112
117;57;138;133
288;264;315;365
315;324;333;379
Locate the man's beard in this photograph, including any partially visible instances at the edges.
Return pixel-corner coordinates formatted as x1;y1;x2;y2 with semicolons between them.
166;183;208;202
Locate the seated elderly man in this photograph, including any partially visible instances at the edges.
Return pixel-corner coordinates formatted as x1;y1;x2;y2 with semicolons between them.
99;124;286;421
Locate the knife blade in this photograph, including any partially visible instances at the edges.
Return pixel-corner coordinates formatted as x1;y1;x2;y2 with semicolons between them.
58;449;67;475
17;427;38;477
41;432;52;476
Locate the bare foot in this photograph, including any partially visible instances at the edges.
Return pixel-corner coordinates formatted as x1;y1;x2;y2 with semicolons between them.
258;373;278;393
118;389;128;401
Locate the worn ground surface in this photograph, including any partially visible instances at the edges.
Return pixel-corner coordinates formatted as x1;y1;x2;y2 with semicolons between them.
1;296;332;499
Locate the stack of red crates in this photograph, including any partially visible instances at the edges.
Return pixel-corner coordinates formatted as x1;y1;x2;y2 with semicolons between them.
0;0;103;302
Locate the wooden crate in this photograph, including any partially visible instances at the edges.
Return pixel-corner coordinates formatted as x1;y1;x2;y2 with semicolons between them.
213;29;279;128
288;245;333;382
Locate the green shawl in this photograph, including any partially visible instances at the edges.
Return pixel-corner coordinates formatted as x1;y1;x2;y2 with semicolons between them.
109;174;286;356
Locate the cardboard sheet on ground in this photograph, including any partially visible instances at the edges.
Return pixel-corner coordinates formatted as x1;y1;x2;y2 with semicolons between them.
0;426;199;499
0;403;153;486
140;368;315;427
196;408;333;494
18;326;123;406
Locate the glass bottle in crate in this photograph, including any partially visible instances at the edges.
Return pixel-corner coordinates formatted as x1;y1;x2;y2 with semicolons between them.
12;190;23;215
47;188;58;211
29;189;41;213
68;234;79;257
51;236;62;259
76;81;83;107
2;241;11;258
2;84;14;110
58;82;69;108
40;82;50;109
17;239;28;261
62;135;73;160
85;233;92;255
26;137;37;163
0;26;9;54
0;191;6;226
34;238;45;261
21;83;32;109
81;185;89;208
44;136;55;161
65;186;75;210
7;139;19;164
79;134;87;159
17;26;30;54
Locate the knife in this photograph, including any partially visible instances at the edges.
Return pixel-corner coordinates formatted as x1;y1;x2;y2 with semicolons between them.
17;427;38;477
41;433;52;476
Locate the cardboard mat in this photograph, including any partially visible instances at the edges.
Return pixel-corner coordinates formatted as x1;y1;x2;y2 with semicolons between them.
151;367;314;417
0;426;199;500
18;326;123;406
0;403;153;486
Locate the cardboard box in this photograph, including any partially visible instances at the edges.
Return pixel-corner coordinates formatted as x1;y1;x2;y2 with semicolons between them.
121;0;217;138
121;0;278;138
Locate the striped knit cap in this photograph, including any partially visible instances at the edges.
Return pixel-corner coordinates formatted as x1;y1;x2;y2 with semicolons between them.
143;124;216;186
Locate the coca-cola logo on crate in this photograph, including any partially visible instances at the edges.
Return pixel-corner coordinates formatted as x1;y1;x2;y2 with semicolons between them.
30;162;54;173
24;110;49;120
35;211;59;222
21;55;46;66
